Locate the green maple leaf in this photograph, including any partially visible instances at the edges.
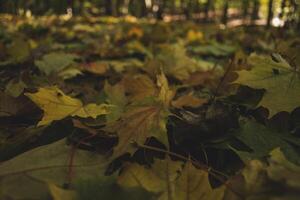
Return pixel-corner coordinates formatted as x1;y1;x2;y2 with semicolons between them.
0;139;152;200
0;38;30;66
233;120;300;165
234;53;300;117
35;52;78;75
0;139;107;200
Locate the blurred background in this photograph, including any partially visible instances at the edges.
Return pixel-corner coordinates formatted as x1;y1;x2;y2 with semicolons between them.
0;0;299;28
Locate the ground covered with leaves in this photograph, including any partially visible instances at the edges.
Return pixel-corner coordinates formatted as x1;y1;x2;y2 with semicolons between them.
0;15;300;200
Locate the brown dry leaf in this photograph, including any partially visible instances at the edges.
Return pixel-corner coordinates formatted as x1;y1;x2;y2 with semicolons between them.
183;71;216;87
83;61;109;75
172;93;208;109
0;91;36;117
72;119;98;135
105;105;168;158
122;74;157;101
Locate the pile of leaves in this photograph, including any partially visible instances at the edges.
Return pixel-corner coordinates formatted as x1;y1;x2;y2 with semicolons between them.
0;15;300;200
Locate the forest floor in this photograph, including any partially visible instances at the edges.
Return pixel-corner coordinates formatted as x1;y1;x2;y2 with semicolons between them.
0;14;300;200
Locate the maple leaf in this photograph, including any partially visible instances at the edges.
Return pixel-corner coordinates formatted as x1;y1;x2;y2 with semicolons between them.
25;86;111;126
157;71;175;107
104;71;172;158
234;53;300;117
118;159;226;200
105;105;169;158
0;37;30;66
172;92;208;109
118;158;182;199
104;81;127;122
122;74;157;101
188;42;236;57
0;139;114;200
35;52;78;75
82;61;109;75
48;184;77;200
175;161;225;200
267;148;300;189
232;120;300;165
155;43;200;81
233;149;300;200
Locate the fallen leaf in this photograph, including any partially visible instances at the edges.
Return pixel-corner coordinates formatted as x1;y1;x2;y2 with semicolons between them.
122;74;157;101
5;79;27;97
156;43;198;80
182;71;216;87
83;61;109;75
267;148;300;189
35;52;78;75
105;105;169;158
104;81;127;122
172;93;208;109
118;158;182;199
58;67;82;80
0;91;36;117
188;42;236;57
234;53;300;117
232;120;300;165
118;159;226;200
0;139;109;200
176;161;225;200
157;71;175;107
48;184;77;200
25;86;111;126
0;37;30;66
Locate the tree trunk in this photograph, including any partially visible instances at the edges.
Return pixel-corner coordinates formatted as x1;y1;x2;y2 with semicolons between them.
156;0;165;20
222;0;229;25
105;0;113;15
266;0;274;28
279;0;287;18
251;0;260;23
204;0;211;22
129;0;147;18
242;0;249;19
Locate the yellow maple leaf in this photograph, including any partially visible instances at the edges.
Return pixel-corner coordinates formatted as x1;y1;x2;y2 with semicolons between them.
118;159;226;200
25;86;111;126
157;71;175;107
175;161;225;200
118;158;182;198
